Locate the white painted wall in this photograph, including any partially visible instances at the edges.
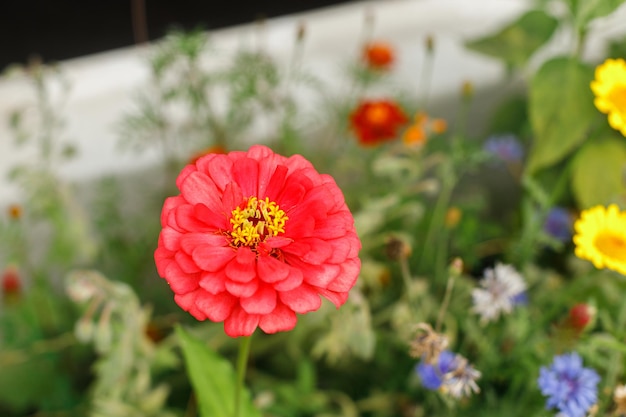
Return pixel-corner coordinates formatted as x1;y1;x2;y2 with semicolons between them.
1;0;624;204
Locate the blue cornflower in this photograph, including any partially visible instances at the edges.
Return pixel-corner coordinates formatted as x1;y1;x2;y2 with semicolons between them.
537;352;600;417
544;207;573;243
483;134;524;163
416;350;481;398
416;350;458;390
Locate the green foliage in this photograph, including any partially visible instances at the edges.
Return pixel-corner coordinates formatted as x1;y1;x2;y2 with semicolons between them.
465;10;558;68
66;270;178;417
570;134;626;208
2;2;626;415
565;0;626;30
0;288;78;413
526;57;596;174
175;326;260;417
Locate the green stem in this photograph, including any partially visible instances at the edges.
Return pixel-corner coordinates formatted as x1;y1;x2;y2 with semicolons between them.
399;257;413;297
435;272;455;333
418;47;435;109
234;335;253;417
420;160;455;278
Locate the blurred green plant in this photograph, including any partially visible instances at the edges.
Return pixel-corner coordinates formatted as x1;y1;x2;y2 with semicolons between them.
2;2;626;416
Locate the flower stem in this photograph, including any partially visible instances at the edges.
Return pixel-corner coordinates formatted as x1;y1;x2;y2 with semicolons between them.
435;272;455;333
234;335;253;417
420;160;455;279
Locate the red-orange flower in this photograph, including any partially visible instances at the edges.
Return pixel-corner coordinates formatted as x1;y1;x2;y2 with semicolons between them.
2;266;22;301
154;145;361;337
362;41;395;70
350;100;408;145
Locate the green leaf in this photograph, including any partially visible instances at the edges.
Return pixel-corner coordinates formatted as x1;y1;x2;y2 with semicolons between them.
609;34;626;59
570;135;626;208
575;0;626;29
488;95;528;134
465;10;558;68
175;326;260;417
526;57;596;173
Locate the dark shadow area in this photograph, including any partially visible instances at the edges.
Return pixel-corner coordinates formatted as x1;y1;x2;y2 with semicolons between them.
0;0;355;71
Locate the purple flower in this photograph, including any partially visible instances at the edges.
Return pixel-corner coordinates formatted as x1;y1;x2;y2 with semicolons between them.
416;350;458;390
416;350;481;398
483;134;524;163
544;207;573;242
538;352;600;417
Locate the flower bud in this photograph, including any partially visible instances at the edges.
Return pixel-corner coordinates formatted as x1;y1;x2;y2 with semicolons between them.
449;258;464;277
385;236;412;261
425;35;435;53
445;207;462;229
296;21;306;42
2;266;22;305
7;204;22;220
568;303;595;331
461;80;474;99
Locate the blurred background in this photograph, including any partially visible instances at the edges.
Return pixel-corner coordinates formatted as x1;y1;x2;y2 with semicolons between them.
0;0;354;72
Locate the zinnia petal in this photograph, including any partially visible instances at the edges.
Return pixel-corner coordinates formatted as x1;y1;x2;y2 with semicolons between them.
195;290;237;322
192;246;236;272
279;284;322;313
259;303;297;334
224;305;260;338
174;292;207;320
240;285;277;315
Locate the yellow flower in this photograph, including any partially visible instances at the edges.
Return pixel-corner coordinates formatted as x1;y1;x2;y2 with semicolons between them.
591;58;626;137
573;204;626;275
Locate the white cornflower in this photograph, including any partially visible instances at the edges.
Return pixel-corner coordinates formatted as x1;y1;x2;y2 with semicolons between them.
471;263;527;323
443;355;482;399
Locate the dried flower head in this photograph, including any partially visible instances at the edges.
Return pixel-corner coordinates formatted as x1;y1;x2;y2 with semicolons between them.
613;384;626;416
442;355;482;399
409;322;449;363
384;235;411;261
416;350;481;398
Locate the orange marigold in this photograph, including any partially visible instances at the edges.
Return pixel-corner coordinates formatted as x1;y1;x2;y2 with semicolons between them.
350;100;408;146
402;112;447;147
362;41;395;70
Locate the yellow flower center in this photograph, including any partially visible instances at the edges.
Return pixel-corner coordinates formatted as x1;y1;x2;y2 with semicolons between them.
609;85;626;111
366;105;389;125
594;231;626;262
230;197;287;247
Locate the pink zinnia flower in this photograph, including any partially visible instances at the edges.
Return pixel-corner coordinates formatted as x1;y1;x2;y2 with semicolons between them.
154;145;361;337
